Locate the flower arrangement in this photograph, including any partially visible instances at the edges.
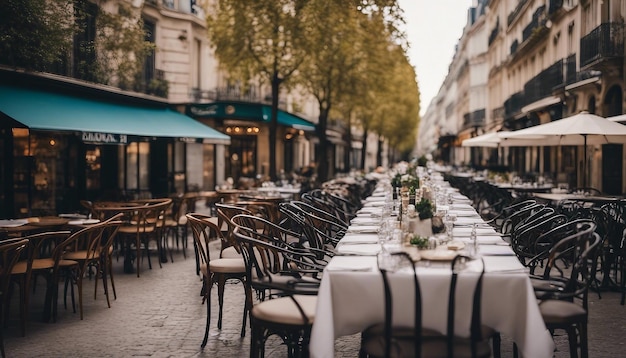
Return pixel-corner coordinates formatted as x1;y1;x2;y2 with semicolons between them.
415;197;434;220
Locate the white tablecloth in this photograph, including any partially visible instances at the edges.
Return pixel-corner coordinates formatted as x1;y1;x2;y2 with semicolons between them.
310;254;555;358
310;181;554;358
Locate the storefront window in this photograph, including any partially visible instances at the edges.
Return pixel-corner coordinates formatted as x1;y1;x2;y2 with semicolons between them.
119;141;150;197
202;143;215;190
12;130;67;216
85;146;101;190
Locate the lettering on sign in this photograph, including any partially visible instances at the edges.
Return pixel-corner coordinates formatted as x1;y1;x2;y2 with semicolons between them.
190;105;219;116
82;132;128;144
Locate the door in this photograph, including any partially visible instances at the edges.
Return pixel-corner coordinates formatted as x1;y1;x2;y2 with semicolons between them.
602;144;623;195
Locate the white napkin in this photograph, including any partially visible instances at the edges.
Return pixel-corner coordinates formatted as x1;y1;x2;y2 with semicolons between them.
339;233;380;245
347;225;379;233
350;217;378;225
482;256;528;273
453;217;486;225
452;227;500;236
326;256;376;271
478;245;515;256
336;244;381;256
450;204;475;211
457;236;506;245
447;210;480;217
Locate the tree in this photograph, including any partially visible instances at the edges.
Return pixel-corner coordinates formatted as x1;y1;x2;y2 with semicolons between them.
0;0;155;93
205;0;310;181
0;0;76;70
298;0;405;181
378;45;420;162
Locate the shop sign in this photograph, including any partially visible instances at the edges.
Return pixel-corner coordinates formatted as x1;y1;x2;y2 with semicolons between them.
82;132;129;144
189;104;219;116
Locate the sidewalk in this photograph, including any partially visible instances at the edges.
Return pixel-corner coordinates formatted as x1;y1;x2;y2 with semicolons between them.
4;232;626;357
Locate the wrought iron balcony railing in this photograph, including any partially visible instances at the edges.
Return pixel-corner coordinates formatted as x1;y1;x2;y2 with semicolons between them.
580;22;625;68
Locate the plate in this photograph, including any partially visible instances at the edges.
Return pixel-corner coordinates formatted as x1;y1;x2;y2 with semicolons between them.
29;217;69;226
419;250;460;261
59;213;88;219
445;241;465;251
68;219;100;225
0;219;28;228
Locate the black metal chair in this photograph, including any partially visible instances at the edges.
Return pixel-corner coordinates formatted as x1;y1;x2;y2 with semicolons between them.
186;212;249;344
359;253;494;358
232;215;324;357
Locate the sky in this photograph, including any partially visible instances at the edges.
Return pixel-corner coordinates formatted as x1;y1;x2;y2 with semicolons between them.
398;0;474;116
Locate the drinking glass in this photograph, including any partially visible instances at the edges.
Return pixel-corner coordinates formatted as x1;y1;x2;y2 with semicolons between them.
444;212;457;242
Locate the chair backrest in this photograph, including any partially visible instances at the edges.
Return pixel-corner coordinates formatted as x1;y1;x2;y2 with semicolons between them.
55;214;124;265
377;252;422;358
510;211;568;269
531;218;597;264
19;231;72;274
536;228;602;309
215;203;253;251
279;201;346;251
448;256;486;358
232;219;324;296
186;213;222;269
376;253;487;358
0;238;29;295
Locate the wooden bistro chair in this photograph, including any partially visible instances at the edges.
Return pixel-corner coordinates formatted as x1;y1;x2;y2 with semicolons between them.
6;231;71;336
115;199;171;277
186;213;249;345
0;238;29;358
232;218;323;358
54;215;123;321
359;253;495;358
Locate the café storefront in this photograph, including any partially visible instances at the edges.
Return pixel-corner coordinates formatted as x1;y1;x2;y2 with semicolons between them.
188;101;316;181
0;77;229;219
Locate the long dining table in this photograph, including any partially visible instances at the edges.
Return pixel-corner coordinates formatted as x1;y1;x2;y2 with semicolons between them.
309;181;555;358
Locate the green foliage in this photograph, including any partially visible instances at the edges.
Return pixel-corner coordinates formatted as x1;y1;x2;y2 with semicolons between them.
147;78;169;98
0;0;76;70
409;235;429;249
415;198;434;220
417;155;428;167
94;3;155;89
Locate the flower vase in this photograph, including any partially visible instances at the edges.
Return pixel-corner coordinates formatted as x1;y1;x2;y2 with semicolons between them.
413;218;433;238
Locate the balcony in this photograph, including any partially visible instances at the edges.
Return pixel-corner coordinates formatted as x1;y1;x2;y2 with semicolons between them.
510;39;519;55
523;59;564;104
507;0;530;27
522;6;546;43
548;0;563;16
580;22;625;69
488;18;500;47
504;91;525;119
462;109;486;131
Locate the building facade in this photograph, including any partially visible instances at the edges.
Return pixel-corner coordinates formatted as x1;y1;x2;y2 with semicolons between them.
418;0;626;194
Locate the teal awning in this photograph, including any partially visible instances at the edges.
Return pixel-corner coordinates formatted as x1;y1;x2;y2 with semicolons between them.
188;101;316;132
0;84;230;145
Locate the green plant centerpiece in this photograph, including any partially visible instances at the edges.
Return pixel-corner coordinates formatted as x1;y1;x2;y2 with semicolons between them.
415;197;434;220
409;235;429;249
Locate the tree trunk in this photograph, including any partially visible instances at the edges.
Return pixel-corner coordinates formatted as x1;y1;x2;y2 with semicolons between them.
360;128;368;170
343;110;352;172
269;73;280;181
317;106;330;182
376;134;384;167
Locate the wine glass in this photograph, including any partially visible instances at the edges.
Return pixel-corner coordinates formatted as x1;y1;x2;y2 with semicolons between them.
444;212;457;242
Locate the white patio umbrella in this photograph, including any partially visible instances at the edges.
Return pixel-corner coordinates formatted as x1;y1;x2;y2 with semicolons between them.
461;132;502;148
499;111;626;186
461;131;545;147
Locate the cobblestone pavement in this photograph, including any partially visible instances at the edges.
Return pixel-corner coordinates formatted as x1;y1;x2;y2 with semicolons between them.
4;231;626;358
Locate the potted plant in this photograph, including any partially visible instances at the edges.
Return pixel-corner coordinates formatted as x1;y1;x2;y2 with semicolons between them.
412;198;434;237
